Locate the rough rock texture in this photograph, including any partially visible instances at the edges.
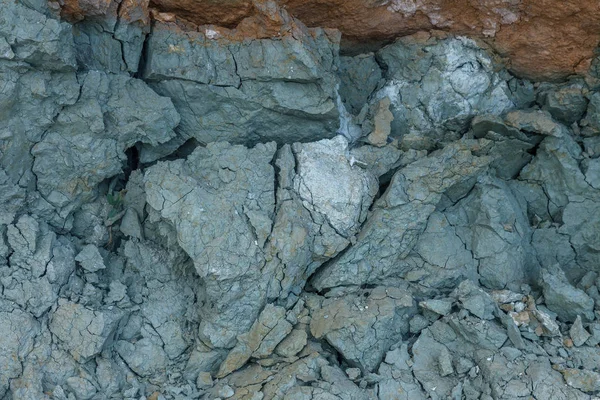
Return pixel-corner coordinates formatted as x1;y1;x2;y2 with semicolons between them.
141;5;341;152
373;34;519;150
144;141;277;348
3;0;600;398
59;0;600;81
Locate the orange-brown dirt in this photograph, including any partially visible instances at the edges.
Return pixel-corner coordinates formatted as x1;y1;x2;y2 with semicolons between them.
59;0;600;81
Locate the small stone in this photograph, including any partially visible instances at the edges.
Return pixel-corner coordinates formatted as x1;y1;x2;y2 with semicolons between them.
562;368;600;393
563;338;573;348
120;208;143;239
384;343;411;371
409;314;430;333
196;372;213;390
75;244;106;272
438;347;454;377
541;268;595;322
419;299;453;316
346;368;361;380
586;323;600;346
274;329;308;358
65;376;97;400
218;385;235;398
570;315;591;347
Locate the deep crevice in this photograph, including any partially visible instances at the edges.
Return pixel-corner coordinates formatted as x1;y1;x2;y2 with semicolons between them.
133;22;153;80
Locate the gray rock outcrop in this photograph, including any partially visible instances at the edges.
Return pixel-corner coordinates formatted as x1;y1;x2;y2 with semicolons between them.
2;1;600;398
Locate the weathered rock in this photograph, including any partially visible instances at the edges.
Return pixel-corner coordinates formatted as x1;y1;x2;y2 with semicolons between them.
538;81;588;125
581;92;600;137
31;71;178;222
374;35;515;149
265;138;378;303
274;329;308;358
71;0;600;81
470;114;538;179
144;10;341;146
65;376;97;400
452;280;498;320
144;141;276;348
4;215;76;317
338;53;382;114
519;135;591;219
419;299;453;316
115;338;169;377
122;239;199;360
412;328;458;398
75;244;106;272
559;199;600;274
311;139;492;290
571;316;592;347
1;0;77;70
292;136;378;238
49;300;127;362
0;309;40;398
541;266;595;322
504;109;568;138
310;286;417;372
217;304;292;378
5;1;600;397
445;176;539;290
366;97;394;147
73;1;149;74
561;368;600;393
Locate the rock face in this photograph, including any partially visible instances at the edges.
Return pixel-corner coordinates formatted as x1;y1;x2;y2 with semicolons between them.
3;0;600;399
142;14;341;148
59;0;600;81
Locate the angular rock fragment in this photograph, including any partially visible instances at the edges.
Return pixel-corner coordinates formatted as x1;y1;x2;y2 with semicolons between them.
0;0;77;70
122;239;199;360
32;70;179;221
374;34;516;148
265;137;378;302
217;304;292;378
292;136;378;238
65;376;97;400
275;329;308;358
115;338;169;378
75;244;106;272
559;199;600;273
4;215;76;316
312;139;492;290
561;368;600;393
0;309;40;398
519;134;592;218
581;92;600;136
570;316;591;347
541;266;595;322
470;114;541;178
144;142;276;348
537;81;588;125
445;176;539;289
49;300;128;362
73;1;149;74
309;286;416;372
419;299;453;316
504;109;568;138
452;280;498;320
338;53;382;114
144;8;341;146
